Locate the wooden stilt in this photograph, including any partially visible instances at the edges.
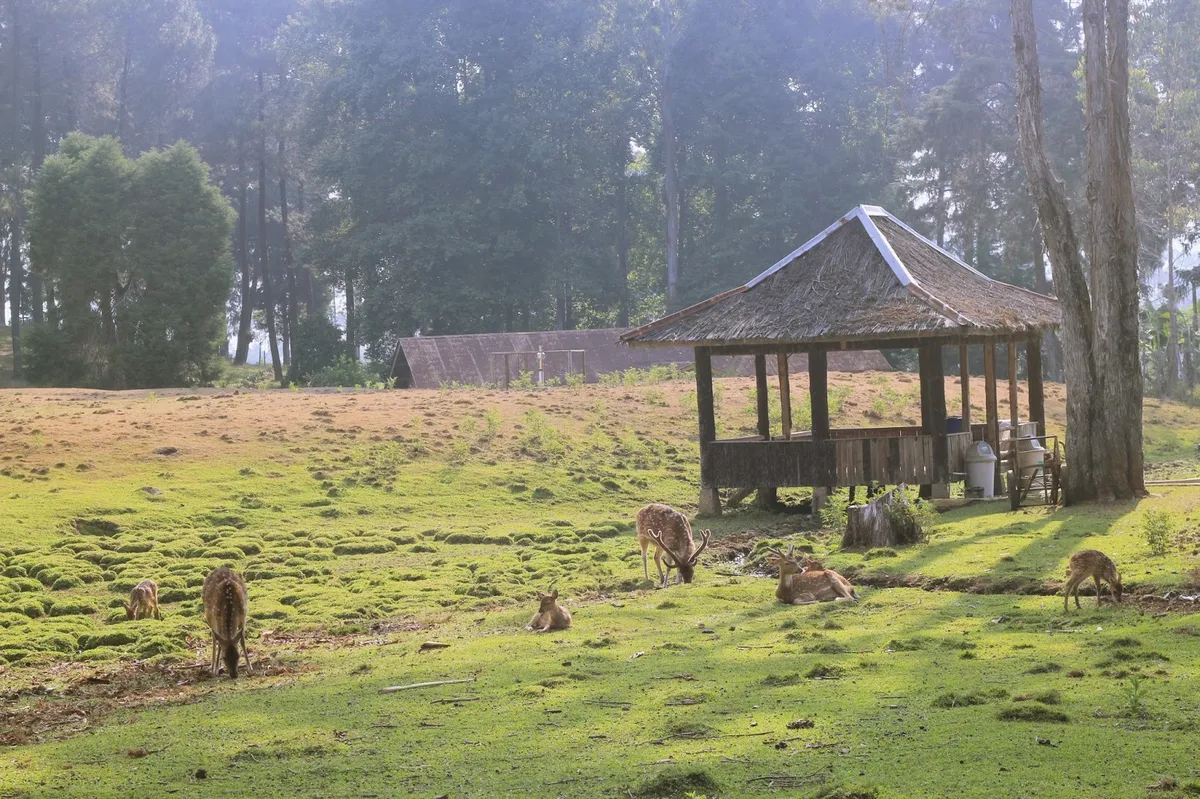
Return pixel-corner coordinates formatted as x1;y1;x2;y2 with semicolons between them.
984;342;1001;495
960;342;971;433
695;347;720;516
754;354;777;509
778;353;792;441
1008;339;1021;510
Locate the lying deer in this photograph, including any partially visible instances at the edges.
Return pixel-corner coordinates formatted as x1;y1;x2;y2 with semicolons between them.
635;503;710;587
125;579;162;620
202;567;252;678
764;544;858;604
1063;549;1122;611
526;589;572;633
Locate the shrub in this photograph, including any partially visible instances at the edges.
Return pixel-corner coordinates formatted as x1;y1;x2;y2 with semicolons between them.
1141;510;1176;556
308;357;378;388
291;315;346;383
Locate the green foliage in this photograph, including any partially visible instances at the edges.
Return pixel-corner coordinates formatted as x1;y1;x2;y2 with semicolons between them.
307;358;379;388
291;316;347;384
819;491;849;531
27;135;233;389
1141;510;1176;555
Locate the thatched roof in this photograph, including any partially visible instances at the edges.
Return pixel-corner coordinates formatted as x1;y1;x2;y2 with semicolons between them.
622;206;1061;348
390;328;890;388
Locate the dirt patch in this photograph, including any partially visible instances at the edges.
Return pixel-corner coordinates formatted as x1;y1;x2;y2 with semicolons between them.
0;658;308;746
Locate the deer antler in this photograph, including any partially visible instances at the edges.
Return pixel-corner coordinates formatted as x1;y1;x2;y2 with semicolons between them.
689;529;711;564
648;528;684;567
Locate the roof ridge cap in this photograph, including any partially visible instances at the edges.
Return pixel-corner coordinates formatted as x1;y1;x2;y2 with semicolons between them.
859;211;976;327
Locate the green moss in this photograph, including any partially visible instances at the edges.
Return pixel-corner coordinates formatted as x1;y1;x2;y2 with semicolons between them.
996;705;1071;723
332;539;396;556
48;599;99;617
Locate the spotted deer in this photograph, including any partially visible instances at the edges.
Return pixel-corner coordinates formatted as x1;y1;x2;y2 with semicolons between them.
202;567;252;678
124;579;162;621
635;503;710;587
764;544;858;604
1063;549;1122;611
526;589;572;633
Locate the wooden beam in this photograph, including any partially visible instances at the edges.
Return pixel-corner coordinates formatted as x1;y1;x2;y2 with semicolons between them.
778;353;792;440
642;331;1051;357
755;354;771;440
1028;335;1045;436
984;342;1001;494
959;343;971;431
695;347;720;516
1008;339;1020;510
755;354;778;509
809;349;829;439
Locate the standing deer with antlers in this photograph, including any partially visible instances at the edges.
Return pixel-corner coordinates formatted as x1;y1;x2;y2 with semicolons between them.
635;503;711;587
764;543;857;604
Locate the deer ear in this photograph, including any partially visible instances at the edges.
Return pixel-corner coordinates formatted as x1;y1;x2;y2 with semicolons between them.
550;589;558;600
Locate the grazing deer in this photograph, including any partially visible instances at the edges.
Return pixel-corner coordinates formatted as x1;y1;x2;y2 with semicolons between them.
1063;549;1122;611
124;579;162;621
202;567;252;678
526;589;572;633
635;503;710;587
764;544;858;604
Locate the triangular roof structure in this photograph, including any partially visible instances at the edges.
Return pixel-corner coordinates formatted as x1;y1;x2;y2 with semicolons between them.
622;205;1061;348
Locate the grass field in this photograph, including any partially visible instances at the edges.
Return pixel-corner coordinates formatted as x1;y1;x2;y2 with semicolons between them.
1;372;1199;798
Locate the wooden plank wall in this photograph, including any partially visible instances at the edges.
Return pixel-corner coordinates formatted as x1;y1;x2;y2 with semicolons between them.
707;432;974;488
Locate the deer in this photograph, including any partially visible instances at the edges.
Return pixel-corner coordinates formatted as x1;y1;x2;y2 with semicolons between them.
124;579;162;621
526;588;572;633
1063;549;1122;611
202;567;252;678
764;543;858;604
635;503;711;587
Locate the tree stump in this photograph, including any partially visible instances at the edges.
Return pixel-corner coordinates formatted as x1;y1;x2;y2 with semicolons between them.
842;485;926;550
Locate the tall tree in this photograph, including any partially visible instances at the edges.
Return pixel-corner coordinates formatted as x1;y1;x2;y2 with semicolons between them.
1010;0;1144;501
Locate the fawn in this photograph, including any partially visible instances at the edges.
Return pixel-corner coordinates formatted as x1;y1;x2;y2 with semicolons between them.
764;543;858;604
202;567;252;678
125;579;162;620
635;503;711;587
526;589;572;633
1063;549;1122;611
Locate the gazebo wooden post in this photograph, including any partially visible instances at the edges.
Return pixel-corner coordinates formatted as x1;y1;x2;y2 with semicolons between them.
1008;338;1021;510
778;353;792;441
1028;334;1045;436
695;347;721;516
984;341;1001;495
754;354;778;509
919;344;949;498
959;343;971;433
809;348;830;514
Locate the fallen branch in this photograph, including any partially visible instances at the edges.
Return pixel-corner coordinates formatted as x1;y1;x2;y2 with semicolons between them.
379;678;475;694
431;696;481;704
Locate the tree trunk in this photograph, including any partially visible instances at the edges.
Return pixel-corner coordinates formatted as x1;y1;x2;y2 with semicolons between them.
660;0;680;308
842;486;926;550
256;70;283;384
344;266;356;360
233;139;253;364
8;0;22;378
1087;0;1144;498
280;137;299;384
615;136;630;328
1166;236;1178;398
28;25;42;324
1010;0;1142;502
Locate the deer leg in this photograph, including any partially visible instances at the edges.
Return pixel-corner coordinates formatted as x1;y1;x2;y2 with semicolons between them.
640;539;650;581
154;602;162;621
1094;575;1103;608
791;594;817;605
240;630;253;674
210;633;219;676
654;549;667;588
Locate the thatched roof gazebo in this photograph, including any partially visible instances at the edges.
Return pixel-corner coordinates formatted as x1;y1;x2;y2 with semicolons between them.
621;205;1062;514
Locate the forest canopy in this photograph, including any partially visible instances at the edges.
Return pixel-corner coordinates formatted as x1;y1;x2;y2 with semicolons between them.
0;0;1195;391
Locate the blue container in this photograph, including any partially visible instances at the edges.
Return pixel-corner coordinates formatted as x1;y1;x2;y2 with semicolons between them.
945;416;963;434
